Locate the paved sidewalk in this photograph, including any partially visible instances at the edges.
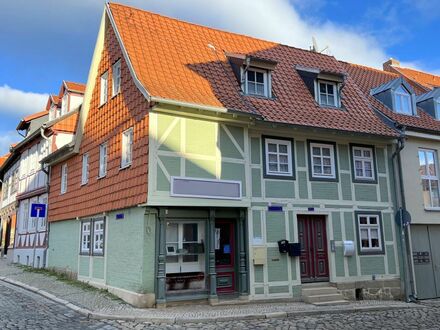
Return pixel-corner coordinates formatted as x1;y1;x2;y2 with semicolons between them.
0;259;421;324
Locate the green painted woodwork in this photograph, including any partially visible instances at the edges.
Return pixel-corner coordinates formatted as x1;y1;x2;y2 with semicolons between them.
251;137;261;164
47;220;79;273
185;158;216;179
225;125;244;151
298;171;308;199
186;118;216;156
360;256;386;275
106;207;156;293
221;162;246;195
338;145;350;171
265;180;295;199
269;285;289;294
220;125;243;159
254;265;264;282
93;257;105;279
296;141;306;167
340;173;352;200
347;254;358;276
252;168;262;197
290;255;297;281
383;213;393;241
386;245;397;274
354;184;378;202
79;256;90;277
254;287;264;294
157;114;180;152
157;156;180;191
158;118;181;153
265;212;286;243
334;246;345;276
267;248;288;282
379;177;389;203
344;212;355;241
311;182;339;200
376;148;386;174
252;210;262;238
332;212;342;241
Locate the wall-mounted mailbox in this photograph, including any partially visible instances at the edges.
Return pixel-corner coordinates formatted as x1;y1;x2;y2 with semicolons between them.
288;243;301;257
253;246;267;265
343;240;355;257
277;239;289;253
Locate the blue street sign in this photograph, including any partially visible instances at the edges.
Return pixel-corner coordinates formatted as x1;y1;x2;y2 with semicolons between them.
30;203;47;218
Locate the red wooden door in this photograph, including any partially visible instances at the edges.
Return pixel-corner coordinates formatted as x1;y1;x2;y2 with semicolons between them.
298;215;329;282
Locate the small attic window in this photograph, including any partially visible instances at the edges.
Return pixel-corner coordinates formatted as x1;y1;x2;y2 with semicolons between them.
243;67;271;98
394;85;412;115
435;100;440;119
317;80;340;107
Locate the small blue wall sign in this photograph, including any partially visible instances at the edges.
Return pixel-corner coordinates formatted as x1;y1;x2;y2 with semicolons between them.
30;204;46;218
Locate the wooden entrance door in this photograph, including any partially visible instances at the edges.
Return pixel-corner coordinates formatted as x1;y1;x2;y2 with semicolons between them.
215;220;235;294
298;215;329;282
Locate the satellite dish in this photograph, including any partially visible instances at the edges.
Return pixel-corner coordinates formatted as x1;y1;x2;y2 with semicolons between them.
310;37;330;54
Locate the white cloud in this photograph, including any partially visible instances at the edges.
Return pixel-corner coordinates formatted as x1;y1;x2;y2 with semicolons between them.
130;0;388;68
0;130;22;156
0;85;48;116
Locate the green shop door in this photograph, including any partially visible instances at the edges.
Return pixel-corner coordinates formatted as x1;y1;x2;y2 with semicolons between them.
215;220;235;294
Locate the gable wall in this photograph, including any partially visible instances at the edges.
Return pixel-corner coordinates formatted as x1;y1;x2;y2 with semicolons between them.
48;25;150;222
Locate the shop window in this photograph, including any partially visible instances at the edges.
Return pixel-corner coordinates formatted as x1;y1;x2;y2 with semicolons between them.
165;221;206;292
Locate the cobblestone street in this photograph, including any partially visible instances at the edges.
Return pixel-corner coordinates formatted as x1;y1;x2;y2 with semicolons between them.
2;279;440;329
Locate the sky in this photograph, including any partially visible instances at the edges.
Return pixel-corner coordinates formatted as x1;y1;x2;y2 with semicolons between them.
0;0;439;155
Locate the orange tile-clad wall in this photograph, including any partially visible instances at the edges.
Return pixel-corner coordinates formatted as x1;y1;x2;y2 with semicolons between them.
48;26;150;222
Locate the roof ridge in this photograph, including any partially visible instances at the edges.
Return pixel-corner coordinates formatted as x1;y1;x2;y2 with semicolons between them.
108;2;336;60
341;60;399;77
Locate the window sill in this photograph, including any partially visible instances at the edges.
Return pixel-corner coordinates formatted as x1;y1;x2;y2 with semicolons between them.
353;178;378;184
358;250;385;256
424;207;440;212
92;253;104;257
98;102;107;109
309;175;338;182
80;182;88;187
97;175;106;180
119;163;132;171
111;92;120;100
263;173;295;180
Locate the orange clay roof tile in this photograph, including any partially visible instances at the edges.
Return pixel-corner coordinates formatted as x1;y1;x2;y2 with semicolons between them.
343;62;440;133
64;81;86;94
108;3;397;137
51;112;79;133
392;66;440;89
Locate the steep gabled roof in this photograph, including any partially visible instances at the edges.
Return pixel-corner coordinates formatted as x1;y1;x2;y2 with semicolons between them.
344;62;440;133
0;153;10;168
391;66;440;89
106;3;396;137
64;81;86;94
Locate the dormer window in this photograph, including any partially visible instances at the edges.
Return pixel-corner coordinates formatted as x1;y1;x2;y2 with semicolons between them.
244;68;271;97
61;93;68;116
317;81;339;107
394;86;412;115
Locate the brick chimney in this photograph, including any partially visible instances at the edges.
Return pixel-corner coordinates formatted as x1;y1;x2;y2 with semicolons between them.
383;58;400;72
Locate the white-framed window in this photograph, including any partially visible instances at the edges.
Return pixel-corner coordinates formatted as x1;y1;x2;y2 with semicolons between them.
61;93;68;115
419;148;440;208
2;177;8;201
264;137;293;177
317;80;339;107
112;59;121;97
93;219;105;255
11;169;19;194
100;71;108;106
357;214;383;253
121;128;133;168
80;221;91;254
81;153;89;185
243;68;271;97
99;143;108;178
394;85;412;115
310;142;336;179
61;164;68;194
435;100;440;120
352;146;375;181
56;107;61;119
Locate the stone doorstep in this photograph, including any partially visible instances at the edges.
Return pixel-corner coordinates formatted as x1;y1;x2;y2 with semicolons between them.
0;277;421;324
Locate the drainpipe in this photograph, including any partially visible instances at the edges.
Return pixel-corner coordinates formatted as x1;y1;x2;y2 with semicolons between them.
392;130;416;302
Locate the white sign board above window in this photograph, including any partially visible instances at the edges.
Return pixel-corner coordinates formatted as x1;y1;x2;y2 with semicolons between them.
171;177;242;200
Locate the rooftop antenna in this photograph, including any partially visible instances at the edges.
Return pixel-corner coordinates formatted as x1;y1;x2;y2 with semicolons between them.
310;37;329;54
